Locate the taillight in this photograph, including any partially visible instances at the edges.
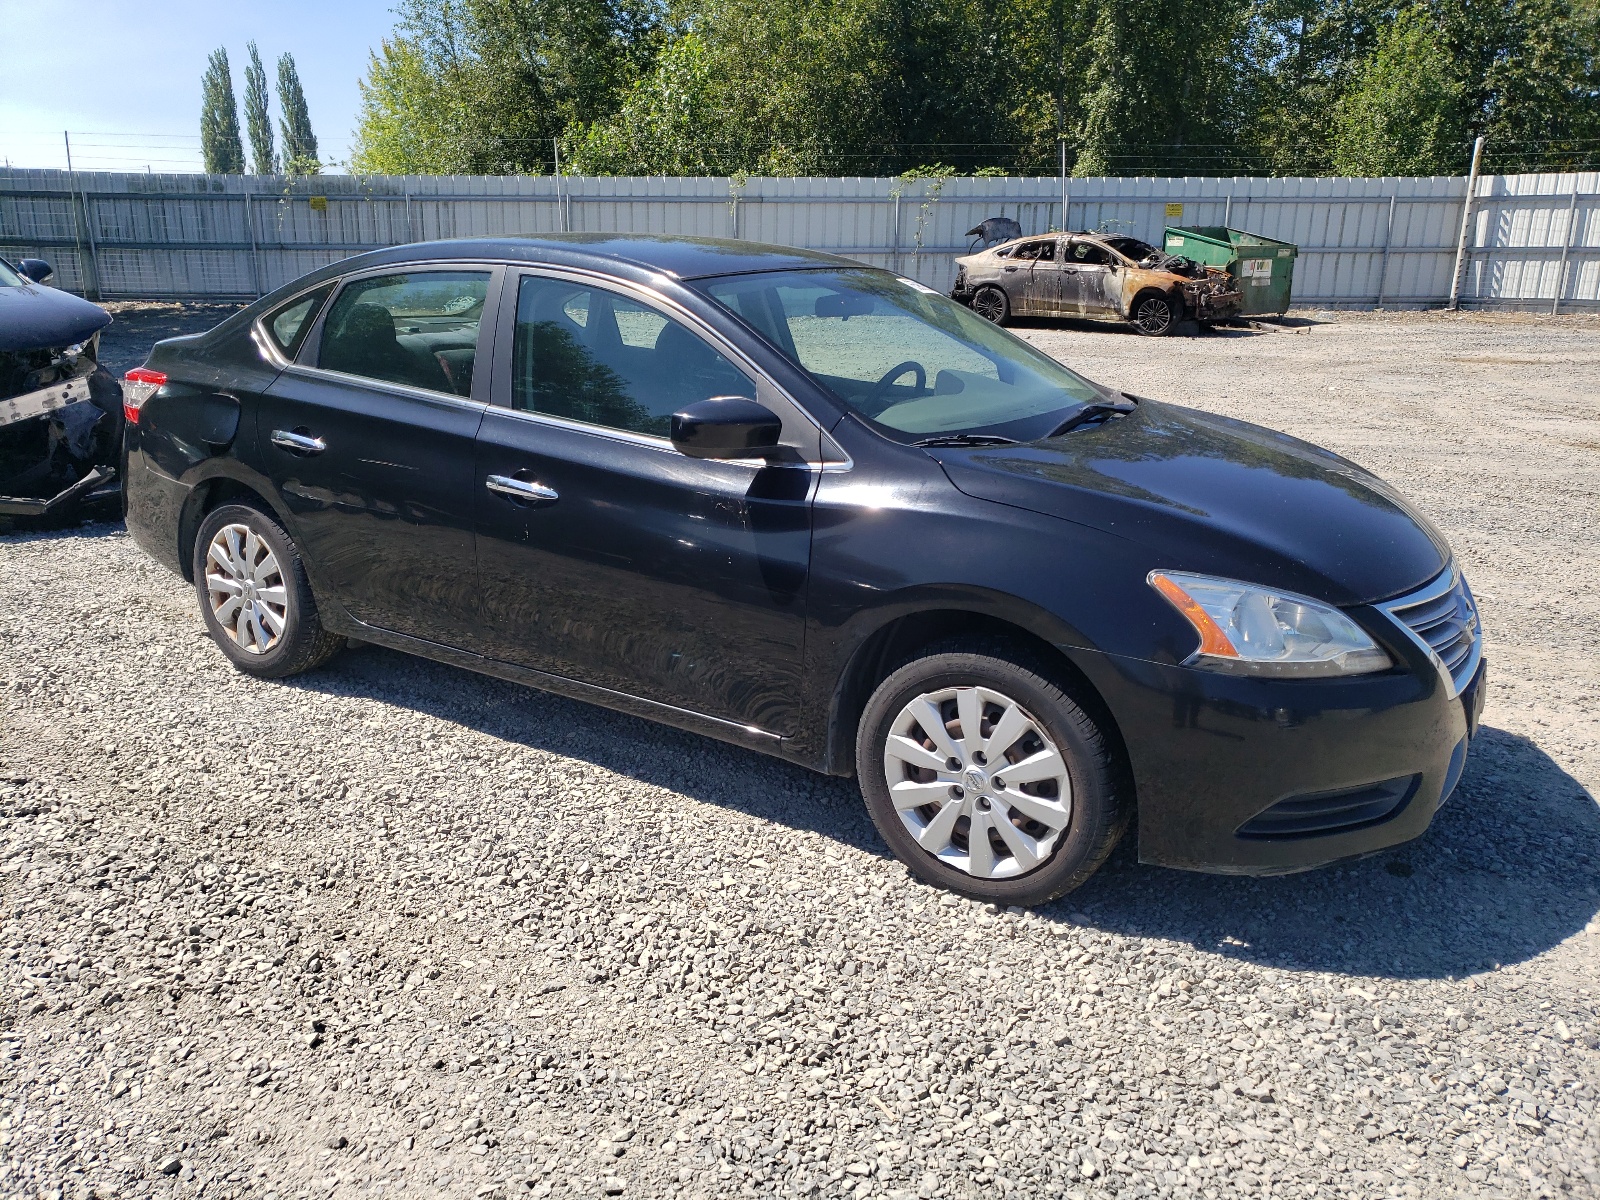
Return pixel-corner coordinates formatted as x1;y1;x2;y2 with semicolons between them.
122;367;166;423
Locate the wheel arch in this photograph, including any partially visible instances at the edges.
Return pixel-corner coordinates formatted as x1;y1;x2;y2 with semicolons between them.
176;469;294;582
820;602;1132;793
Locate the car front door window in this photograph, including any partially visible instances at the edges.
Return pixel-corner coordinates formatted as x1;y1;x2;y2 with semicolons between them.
510;276;752;437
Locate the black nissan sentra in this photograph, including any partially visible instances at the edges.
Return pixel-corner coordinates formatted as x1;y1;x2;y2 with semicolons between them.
122;236;1484;905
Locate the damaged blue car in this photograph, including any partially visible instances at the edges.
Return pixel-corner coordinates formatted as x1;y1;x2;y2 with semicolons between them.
0;257;123;519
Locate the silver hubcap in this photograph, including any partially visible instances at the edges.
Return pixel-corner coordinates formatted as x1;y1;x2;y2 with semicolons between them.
204;523;288;654
882;685;1072;880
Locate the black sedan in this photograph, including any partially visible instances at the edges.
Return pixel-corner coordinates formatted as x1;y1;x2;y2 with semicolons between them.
121;236;1484;905
1;257;123;519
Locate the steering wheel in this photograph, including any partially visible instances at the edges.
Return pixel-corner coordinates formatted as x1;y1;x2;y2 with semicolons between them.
864;361;926;413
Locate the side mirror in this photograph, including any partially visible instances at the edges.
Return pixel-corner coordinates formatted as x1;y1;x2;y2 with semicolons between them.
671;396;782;459
17;258;54;284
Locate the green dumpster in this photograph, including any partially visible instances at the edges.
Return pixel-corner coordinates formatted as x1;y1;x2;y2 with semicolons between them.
1164;226;1298;317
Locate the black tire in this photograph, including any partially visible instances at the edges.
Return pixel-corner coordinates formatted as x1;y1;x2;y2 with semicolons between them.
971;285;1010;325
1131;291;1181;336
192;502;343;679
855;641;1128;906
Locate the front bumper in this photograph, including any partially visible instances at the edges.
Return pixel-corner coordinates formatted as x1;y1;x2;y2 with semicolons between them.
0;363;123;517
1075;641;1482;874
1186;286;1243;320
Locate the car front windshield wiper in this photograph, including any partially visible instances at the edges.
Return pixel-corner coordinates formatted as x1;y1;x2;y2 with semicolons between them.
1047;393;1142;438
911;433;1023;448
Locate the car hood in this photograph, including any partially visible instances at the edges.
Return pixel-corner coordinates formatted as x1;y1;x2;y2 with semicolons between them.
0;283;112;353
925;400;1450;606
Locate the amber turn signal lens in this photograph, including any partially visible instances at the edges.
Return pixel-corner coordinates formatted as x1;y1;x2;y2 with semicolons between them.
1149;572;1240;658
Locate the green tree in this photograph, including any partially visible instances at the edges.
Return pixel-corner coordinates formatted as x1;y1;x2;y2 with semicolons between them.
1331;8;1466;175
352;39;466;174
352;0;662;175
1445;0;1600;168
1074;0;1254;176
277;52;321;175
244;42;276;175
564;33;754;174
200;48;245;174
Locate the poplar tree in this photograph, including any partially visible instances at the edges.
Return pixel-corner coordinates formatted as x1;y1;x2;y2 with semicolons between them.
244;42;277;175
199;48;245;174
277;53;321;175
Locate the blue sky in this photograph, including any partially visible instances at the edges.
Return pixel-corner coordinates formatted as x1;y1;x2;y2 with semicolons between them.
0;0;397;172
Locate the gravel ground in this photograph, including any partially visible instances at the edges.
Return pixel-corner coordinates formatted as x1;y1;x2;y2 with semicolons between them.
3;308;1599;1200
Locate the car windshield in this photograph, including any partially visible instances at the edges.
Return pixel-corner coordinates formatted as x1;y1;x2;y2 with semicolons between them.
697;268;1101;441
0;259;26;288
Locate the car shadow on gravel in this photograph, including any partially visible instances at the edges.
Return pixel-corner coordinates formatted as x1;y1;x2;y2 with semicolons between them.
285;648;1597;981
1057;725;1600;980
289;643;889;857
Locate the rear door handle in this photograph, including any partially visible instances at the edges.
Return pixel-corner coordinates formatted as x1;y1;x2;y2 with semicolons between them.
270;429;325;454
486;474;559;502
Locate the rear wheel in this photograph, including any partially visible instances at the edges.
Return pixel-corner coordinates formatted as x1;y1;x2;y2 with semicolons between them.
856;644;1127;906
971;285;1010;325
192;503;343;678
1131;292;1180;336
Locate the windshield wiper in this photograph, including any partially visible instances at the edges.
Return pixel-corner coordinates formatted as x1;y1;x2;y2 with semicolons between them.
911;433;1022;448
1047;393;1142;438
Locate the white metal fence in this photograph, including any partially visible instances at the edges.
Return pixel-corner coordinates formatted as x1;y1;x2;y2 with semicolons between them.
2;169;1596;310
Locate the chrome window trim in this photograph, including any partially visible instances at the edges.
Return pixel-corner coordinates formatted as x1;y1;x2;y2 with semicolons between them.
252;281;337;369
1376;561;1482;700
484;403;847;471
275;362;491;413
503;263;853;472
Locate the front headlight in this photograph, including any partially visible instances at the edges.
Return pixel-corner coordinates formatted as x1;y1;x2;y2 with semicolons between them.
1148;571;1392;677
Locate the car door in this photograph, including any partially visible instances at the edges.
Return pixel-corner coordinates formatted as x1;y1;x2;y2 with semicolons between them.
1015;239;1063;315
472;271;818;736
1066;240;1120;316
256;265;500;644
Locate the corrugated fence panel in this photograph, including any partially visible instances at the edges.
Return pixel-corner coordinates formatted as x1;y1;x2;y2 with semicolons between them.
2;168;1595;308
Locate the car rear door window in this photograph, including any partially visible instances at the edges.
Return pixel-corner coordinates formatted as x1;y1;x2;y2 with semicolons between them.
509;275;751;438
318;271;491;397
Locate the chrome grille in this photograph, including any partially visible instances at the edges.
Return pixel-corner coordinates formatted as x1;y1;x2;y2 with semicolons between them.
1378;565;1481;699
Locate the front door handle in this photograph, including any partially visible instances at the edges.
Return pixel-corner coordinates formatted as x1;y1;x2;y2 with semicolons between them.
270;429;326;454
486;474;559;502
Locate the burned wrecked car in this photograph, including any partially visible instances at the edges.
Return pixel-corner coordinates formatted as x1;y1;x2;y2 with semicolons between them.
951;231;1242;336
0;258;122;519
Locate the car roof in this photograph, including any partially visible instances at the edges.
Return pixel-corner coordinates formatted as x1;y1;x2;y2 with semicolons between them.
337;234;859;281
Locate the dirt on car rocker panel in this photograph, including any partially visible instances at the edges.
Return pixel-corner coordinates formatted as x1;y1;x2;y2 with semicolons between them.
0;257;123;521
950;228;1243;336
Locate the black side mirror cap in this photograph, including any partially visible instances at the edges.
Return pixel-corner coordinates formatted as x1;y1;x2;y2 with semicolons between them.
671;396;782;459
17;258;54;284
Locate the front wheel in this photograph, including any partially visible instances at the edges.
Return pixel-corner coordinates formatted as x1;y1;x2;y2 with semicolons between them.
856;645;1127;906
971;285;1010;325
192;503;344;678
1131;292;1180;336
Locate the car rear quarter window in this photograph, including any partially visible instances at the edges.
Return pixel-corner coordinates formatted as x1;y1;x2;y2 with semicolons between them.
317;271;491;397
509;275;750;438
265;285;332;358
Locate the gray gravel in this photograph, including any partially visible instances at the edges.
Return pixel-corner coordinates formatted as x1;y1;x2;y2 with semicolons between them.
3;308;1599;1200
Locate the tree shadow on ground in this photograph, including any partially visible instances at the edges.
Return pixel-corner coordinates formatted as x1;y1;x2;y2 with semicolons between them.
292;643;1599;983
